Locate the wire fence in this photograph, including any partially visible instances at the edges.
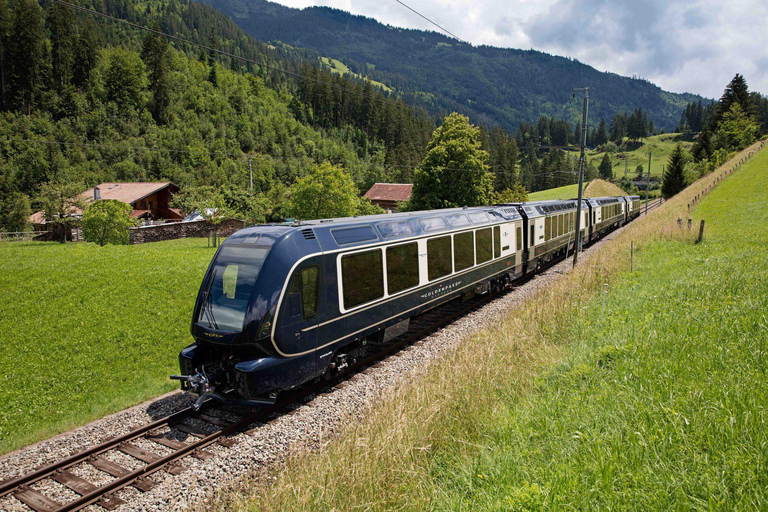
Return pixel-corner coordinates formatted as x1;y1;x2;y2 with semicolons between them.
0;231;46;242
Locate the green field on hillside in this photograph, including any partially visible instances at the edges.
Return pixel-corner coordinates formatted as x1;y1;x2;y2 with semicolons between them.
527;179;625;201
429;149;768;509
579;133;696;178
228;145;768;510
319;57;393;92
0;239;216;454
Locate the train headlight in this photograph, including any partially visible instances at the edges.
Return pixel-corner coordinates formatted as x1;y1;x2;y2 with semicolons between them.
257;304;276;339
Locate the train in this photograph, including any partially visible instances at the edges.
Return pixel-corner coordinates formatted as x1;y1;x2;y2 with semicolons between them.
173;195;642;409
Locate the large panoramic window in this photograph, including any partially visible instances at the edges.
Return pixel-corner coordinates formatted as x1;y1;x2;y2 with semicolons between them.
427;236;452;281
386;243;419;294
476;228;492;263
453;231;474;272
341;249;384;309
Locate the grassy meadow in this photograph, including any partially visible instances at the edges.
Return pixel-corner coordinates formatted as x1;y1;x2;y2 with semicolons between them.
527;178;624;201
581;133;696;179
219;142;768;510
0;238;216;454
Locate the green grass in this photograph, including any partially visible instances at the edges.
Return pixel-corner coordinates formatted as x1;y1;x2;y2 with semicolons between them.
527;179;624;201
222;143;768;511
319;57;393;93
527;183;580;201
431;150;768;509
576;133;696;178
0;238;216;454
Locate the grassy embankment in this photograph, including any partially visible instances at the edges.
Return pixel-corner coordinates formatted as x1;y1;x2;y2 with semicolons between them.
0;238;216;454
527;178;624;201
221;141;767;510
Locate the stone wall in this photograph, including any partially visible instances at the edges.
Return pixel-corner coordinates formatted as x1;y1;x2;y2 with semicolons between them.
128;219;245;244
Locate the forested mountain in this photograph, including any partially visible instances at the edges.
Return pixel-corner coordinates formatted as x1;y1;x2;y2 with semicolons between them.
0;0;437;228
199;0;707;132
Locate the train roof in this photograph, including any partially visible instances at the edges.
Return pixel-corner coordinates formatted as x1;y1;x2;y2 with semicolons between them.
586;196;625;205
226;205;523;252
498;199;583;218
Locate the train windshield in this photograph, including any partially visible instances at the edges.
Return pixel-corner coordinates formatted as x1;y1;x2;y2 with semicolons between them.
197;245;270;332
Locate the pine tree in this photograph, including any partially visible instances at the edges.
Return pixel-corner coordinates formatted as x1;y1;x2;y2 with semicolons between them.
47;1;75;88
0;0;10;110
72;20;100;90
661;144;688;199
598;153;613;180
141;24;170;123
8;0;45;113
595;119;608;146
410;112;493;210
715;74;753;125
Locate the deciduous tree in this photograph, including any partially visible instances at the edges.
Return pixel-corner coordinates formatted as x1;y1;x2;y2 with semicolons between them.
284;163;361;220
410;112;493;210
82;199;133;246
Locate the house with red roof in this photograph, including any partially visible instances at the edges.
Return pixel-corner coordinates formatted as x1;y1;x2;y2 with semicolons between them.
363;183;413;212
30;182;182;230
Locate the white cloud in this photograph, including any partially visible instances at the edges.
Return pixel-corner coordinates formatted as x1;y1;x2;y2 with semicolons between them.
270;0;768;98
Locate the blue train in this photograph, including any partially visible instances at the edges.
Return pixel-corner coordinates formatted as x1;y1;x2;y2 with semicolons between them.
175;195;642;408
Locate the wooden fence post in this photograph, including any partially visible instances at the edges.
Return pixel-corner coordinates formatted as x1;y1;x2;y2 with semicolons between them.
696;220;705;244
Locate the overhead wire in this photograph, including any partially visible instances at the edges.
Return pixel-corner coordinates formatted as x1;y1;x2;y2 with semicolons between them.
391;0;468;44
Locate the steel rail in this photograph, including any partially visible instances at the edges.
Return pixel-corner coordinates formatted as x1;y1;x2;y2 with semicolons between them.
0;406;198;499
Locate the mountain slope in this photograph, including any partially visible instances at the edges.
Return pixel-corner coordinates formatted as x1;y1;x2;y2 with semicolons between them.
201;0;706;131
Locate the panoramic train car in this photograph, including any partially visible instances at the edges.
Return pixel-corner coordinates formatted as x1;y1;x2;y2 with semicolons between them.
585;196;625;238
623;195;642;223
176;205;526;407
502;199;591;271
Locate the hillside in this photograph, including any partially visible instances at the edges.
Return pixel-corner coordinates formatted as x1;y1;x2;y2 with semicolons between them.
200;0;706;131
527;179;624;201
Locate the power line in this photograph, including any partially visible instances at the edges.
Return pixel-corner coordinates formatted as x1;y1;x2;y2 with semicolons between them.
392;0;468;45
50;0;407;109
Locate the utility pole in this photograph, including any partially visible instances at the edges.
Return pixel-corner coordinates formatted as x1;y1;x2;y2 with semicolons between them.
572;87;589;267
645;152;651;215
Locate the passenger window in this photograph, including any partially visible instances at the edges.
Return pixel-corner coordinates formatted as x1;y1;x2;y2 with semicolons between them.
300;267;319;318
286;266;319;319
476;228;492;263
386;242;419;294
545;217;551;241
341;250;384;309
453;231;474;272
427;236;452;281
493;226;501;258
516;226;522;251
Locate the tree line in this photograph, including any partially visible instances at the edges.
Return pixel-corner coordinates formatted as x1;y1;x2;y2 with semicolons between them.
661;74;766;199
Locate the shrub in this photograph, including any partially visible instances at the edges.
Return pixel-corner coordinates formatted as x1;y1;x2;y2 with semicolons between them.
82;200;133;246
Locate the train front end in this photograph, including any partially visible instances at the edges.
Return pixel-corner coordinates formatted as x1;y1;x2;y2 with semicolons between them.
173;225;320;409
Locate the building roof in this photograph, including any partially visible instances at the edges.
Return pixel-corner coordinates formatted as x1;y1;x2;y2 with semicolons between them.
83;182;178;204
29;182;179;224
364;183;413;203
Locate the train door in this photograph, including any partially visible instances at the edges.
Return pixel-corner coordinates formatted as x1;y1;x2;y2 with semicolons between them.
279;256;322;357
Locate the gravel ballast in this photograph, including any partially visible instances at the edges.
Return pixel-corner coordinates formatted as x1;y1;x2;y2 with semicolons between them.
0;220;640;512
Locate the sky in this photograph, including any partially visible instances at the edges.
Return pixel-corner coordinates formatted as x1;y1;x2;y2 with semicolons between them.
268;0;768;99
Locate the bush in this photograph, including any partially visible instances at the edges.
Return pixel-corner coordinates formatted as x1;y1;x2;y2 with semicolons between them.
82;200;133;246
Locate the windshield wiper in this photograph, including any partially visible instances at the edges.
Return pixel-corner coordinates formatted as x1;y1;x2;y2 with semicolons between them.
201;269;219;330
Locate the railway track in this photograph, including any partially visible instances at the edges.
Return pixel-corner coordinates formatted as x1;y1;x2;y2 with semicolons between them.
0;201;663;512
